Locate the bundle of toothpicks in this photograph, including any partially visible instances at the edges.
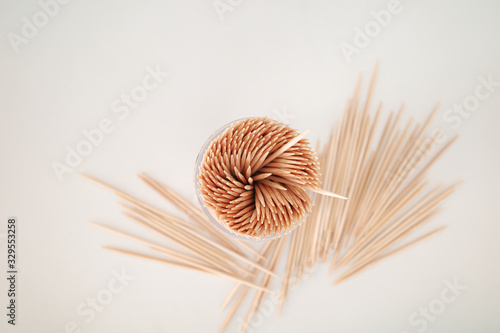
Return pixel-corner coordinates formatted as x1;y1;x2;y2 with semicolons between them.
84;64;459;333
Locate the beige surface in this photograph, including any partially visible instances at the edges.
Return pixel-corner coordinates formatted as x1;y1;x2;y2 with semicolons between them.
0;0;499;332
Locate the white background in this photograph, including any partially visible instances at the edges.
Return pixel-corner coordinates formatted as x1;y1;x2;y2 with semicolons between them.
1;0;499;332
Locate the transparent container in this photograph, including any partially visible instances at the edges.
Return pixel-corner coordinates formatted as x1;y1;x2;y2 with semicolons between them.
193;118;313;241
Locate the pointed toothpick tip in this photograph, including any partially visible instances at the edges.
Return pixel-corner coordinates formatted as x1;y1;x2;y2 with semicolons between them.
309;187;348;200
332;279;341;286
79;172;96;182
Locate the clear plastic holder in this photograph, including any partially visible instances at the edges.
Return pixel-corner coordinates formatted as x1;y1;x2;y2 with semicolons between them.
193;118;313;241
